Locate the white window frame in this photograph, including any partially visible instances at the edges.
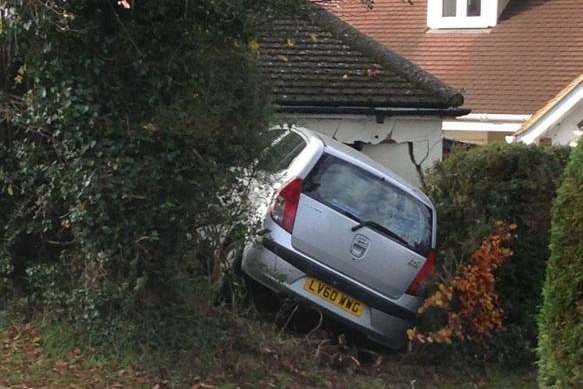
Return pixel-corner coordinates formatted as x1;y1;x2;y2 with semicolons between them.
427;0;498;30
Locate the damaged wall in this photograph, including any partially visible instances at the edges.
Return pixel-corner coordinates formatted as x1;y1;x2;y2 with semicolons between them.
280;114;443;187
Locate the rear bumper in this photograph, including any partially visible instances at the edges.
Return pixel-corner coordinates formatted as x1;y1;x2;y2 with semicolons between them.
242;237;420;349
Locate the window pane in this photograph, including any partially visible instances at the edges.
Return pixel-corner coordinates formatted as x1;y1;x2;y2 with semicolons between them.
442;0;457;17
304;154;433;255
259;131;306;173
467;0;481;16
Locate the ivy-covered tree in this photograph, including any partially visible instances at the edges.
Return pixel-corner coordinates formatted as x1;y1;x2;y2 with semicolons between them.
0;0;307;344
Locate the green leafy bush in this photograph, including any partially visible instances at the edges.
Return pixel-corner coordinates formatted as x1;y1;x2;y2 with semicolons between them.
538;141;583;388
0;0;302;348
425;143;570;365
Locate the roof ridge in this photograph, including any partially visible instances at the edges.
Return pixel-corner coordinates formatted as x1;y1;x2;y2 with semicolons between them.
308;3;465;108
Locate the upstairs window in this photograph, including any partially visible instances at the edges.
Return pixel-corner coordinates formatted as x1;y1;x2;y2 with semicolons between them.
467;0;481;17
442;0;456;17
442;0;481;18
428;0;496;30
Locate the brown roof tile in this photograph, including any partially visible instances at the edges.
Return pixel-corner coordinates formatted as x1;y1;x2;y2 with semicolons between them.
317;0;583;114
257;7;465;109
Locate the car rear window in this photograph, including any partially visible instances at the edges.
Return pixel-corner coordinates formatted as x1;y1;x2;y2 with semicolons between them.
259;130;307;173
303;154;433;255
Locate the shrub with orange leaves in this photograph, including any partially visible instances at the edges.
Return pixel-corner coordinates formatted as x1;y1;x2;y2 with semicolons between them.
408;222;516;346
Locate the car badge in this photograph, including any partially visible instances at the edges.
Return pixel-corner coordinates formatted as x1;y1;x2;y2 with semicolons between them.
351;234;370;259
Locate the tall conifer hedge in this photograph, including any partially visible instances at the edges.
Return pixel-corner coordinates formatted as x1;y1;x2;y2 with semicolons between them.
538;140;583;387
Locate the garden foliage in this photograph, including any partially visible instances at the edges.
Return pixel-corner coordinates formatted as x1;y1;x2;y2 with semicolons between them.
408;223;515;345
425;143;569;364
0;0;302;348
538;140;583;388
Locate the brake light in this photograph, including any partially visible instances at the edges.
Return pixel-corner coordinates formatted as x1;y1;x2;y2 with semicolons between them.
270;178;303;233
406;250;436;296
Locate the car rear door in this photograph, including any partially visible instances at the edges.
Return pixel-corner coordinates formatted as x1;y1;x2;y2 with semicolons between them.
291;153;433;300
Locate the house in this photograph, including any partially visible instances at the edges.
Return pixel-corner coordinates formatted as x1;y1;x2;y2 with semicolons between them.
509;74;583;147
317;0;583;145
257;6;469;186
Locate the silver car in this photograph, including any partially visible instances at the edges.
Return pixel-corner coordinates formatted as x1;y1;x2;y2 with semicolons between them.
242;125;437;349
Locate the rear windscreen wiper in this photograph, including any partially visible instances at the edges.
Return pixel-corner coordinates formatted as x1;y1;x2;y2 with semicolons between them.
331;206;361;223
351;221;409;247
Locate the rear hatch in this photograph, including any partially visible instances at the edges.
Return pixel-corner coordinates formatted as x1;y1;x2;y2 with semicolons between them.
291;153;433;299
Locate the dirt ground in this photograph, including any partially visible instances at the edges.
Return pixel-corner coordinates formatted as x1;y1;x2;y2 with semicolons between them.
0;314;537;389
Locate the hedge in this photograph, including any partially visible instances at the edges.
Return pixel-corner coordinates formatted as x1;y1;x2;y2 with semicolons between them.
0;0;302;349
425;143;570;364
538;140;583;387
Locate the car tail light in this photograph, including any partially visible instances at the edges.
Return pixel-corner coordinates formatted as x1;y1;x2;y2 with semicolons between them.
270;178;303;233
406;250;436;296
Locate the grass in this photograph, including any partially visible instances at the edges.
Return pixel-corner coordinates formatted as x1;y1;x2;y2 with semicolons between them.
0;304;538;389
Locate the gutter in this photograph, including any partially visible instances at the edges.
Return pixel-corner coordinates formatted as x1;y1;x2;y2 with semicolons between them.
278;105;471;123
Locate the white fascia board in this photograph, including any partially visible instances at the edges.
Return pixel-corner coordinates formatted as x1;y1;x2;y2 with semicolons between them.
518;84;583;145
462;113;532;122
443;121;523;133
442;113;531;133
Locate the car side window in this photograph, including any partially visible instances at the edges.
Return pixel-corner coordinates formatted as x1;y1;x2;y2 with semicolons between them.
259;131;307;174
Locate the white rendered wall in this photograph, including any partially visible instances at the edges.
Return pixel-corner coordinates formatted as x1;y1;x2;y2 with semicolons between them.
278;114;443;187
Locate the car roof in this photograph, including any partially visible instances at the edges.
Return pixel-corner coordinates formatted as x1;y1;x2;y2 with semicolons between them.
282;125;433;207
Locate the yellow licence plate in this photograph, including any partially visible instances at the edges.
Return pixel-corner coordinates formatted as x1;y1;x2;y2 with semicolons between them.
303;278;365;317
